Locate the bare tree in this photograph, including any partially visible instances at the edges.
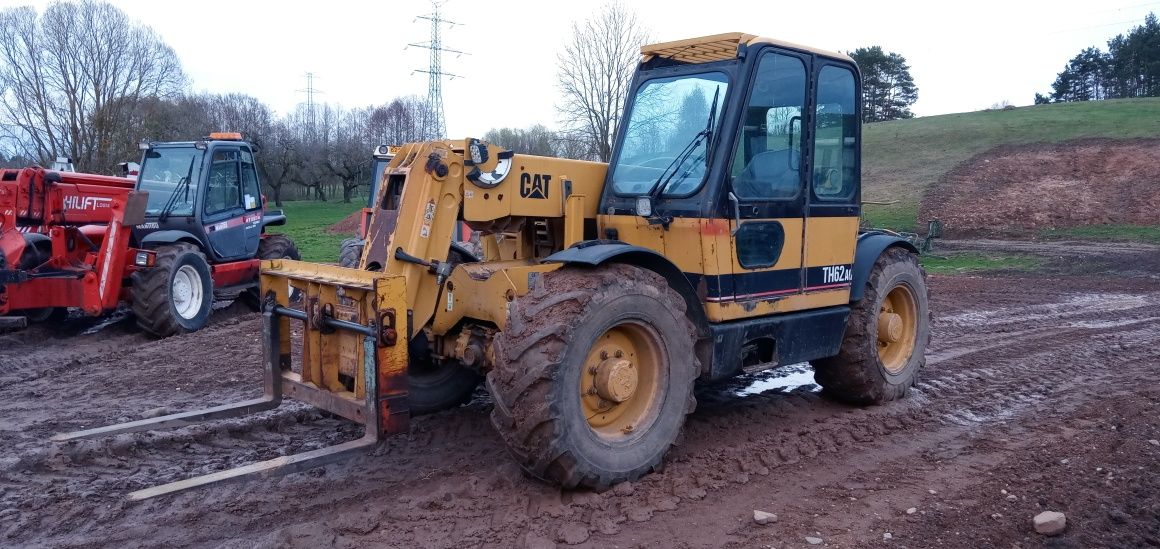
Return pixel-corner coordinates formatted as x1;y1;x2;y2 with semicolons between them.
556;2;649;162
482;124;557;156
0;0;186;172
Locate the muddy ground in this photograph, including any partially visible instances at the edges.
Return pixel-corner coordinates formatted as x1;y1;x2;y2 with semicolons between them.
918;139;1160;237
1;240;1158;548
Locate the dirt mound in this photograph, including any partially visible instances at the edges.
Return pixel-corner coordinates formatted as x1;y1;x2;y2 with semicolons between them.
919;138;1160;237
326;209;363;234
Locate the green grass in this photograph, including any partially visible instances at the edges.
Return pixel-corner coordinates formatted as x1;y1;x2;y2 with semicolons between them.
266;200;363;262
920;252;1043;275
863;97;1160;231
1039;224;1160;244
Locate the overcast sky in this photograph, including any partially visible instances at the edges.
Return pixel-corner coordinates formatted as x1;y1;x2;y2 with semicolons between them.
5;0;1158;137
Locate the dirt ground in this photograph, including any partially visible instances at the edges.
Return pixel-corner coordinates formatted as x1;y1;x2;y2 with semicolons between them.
919;139;1160;237
1;240;1158;548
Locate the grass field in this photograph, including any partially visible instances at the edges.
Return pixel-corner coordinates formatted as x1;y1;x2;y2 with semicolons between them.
266;200;362;262
861;97;1160;231
920;252;1044;275
1039;224;1160;244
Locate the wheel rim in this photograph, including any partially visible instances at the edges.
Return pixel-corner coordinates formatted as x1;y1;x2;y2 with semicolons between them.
172;265;203;320
877;283;918;374
580;321;665;440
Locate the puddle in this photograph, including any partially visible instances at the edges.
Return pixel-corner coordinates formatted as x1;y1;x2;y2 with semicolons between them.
735;362;818;396
941;292;1156;328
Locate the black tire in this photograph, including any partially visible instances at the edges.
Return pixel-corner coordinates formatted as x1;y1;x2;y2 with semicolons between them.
339;238;363;268
23;307;68;324
131;243;214;338
404;245;481;414
814;247;931;405
408;358;482;415
15;237;67;324
256;234;300;263
487;264;699;489
243;234;301;310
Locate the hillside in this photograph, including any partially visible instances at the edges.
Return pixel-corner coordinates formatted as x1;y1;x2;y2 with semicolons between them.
862;97;1160;232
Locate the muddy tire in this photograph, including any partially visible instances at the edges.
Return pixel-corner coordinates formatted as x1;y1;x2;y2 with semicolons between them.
131;243;214;338
15;237;68;324
814;246;931;405
339;238;363;269
408;359;482;415
243;235;301;309
487;264;699;489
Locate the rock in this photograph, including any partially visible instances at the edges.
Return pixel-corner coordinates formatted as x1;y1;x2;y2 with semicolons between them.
1148;439;1159;446
141;407;170;419
884;532;893;540
928;489;937;495
524;532;556;549
906;507;917;515
1033;511;1067;536
556;522;590;545
1007;494;1018;501
753;510;778;525
805;536;823;545
612;482;635;496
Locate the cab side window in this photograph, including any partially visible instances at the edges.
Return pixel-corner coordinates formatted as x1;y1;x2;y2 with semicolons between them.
812;66;858;202
240;150;261;211
730;52;807;201
205;150;242;215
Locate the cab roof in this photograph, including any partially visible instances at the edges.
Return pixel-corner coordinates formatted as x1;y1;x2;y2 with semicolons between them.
640;32;853;65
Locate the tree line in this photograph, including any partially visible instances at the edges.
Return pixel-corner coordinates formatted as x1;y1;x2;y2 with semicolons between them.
1;0;923;205
1037;13;1160;103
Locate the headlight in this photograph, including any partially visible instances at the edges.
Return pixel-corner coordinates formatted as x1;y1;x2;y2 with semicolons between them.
134;251;152;267
636;197;652;217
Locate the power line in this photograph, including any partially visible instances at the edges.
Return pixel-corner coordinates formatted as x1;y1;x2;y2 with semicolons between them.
296;72;324;133
408;0;468;139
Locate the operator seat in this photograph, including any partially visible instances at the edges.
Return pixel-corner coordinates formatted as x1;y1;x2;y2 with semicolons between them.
732;148;801;199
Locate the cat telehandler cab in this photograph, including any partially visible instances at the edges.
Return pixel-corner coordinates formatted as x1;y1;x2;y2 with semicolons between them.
58;33;929;499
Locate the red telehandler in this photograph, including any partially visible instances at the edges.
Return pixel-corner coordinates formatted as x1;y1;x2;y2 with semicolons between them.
0;133;299;336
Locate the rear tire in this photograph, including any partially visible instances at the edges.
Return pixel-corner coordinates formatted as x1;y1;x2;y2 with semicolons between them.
488;264;699;489
814;247;931;405
339;238;363;268
243;234;300;310
131;243;214;338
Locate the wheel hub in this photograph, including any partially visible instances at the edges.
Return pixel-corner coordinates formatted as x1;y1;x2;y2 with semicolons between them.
877;312;903;343
594;358;637;403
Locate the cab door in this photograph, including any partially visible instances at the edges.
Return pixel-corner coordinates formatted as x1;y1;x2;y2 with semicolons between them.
722;49;810;317
802;64;861;303
202;147;248;261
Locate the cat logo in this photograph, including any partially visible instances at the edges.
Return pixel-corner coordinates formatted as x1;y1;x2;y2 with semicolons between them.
520;172;550;200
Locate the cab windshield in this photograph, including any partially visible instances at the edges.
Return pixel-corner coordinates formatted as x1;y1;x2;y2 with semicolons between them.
609;71;729;196
137;147;203;216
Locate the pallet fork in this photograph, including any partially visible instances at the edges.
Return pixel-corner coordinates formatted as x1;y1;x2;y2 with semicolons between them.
52;260;410;500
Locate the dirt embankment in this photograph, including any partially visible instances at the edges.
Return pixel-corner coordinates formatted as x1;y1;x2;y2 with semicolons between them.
0;244;1158;548
326;210;363;234
920;138;1160;237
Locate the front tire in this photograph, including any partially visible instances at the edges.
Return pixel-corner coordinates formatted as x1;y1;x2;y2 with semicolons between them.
131;243;214;338
814;247;931;404
488;264;699;489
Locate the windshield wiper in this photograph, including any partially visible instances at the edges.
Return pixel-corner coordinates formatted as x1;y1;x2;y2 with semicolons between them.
159;156;196;221
643;85;721;200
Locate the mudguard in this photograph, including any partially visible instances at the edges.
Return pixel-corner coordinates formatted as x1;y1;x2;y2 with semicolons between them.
141;230;203;248
261;211;287;228
850;232;919;301
544;241;709;333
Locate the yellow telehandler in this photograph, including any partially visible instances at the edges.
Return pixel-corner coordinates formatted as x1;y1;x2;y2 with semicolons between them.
57;32;930;499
